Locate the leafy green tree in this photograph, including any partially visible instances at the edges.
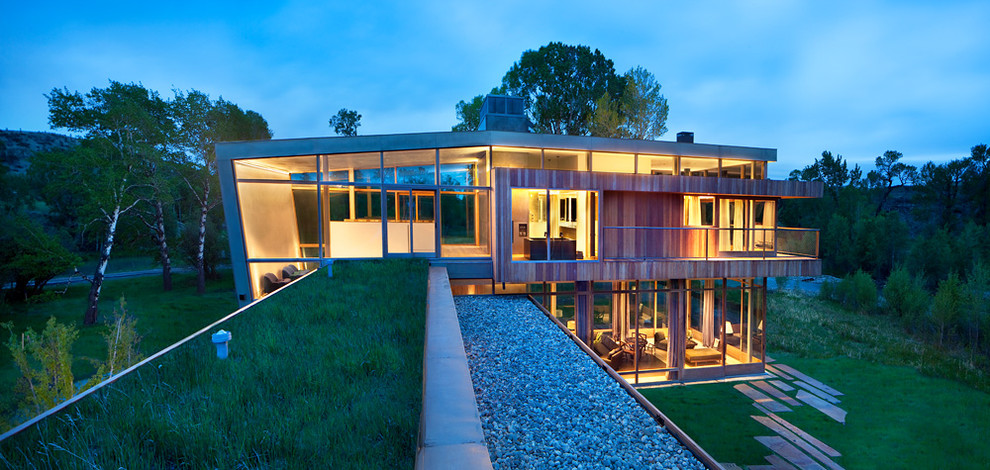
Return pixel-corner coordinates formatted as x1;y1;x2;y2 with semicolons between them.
452;95;485;132
587;92;625;138
502;42;624;135
172;90;271;294
915;159;968;229
45;81;170;325
329;108;361;136
617;66;668;139
963;144;989;225
2;318;78;415
0;215;80;301
931;272;964;347
867;150;916;215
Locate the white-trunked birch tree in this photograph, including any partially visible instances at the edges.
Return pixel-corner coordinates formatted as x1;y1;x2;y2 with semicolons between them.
171;90;271;294
46;81;170;325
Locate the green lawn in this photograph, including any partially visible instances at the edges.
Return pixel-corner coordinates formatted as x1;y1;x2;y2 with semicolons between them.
643;291;990;469
0;270;238;427
0;259;427;469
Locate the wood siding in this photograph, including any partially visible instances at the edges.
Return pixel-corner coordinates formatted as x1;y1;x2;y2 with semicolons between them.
493;167;822;284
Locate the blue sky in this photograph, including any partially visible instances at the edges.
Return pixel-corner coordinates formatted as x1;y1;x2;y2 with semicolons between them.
2;0;988;178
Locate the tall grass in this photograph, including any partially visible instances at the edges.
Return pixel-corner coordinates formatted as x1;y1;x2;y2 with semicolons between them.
769;290;990;392
0;259;427;469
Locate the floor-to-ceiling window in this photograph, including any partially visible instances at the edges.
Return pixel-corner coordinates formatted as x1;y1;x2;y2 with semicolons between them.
510;188;598;261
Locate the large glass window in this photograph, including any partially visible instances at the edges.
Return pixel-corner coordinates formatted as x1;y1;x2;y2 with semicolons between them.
680;157;719;177
322;152;381;183
510;188;597;261
592;152;635;173
493;147;542;169
234;155;317;180
384;150;436;185
637;154;677;175
544;149;589;171
684;196;715;226
439;147;489;186
440;189;491;258
323;185;383;258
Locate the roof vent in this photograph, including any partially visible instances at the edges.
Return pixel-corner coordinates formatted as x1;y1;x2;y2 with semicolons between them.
676;131;694;143
479;95;529;132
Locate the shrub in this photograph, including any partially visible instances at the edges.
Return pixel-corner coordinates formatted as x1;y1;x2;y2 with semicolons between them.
2;317;78;416
882;265;930;327
823;270;877;314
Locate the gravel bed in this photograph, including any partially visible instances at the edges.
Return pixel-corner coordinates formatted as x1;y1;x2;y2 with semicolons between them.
455;295;704;470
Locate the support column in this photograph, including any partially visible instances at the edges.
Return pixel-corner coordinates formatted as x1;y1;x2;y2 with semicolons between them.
575;280;593;345
667;279;686;378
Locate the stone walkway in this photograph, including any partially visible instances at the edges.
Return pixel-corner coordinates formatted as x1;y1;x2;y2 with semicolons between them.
725;358;847;470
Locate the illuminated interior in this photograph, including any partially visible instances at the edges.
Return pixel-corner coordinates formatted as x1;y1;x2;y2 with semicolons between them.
510;188;598;261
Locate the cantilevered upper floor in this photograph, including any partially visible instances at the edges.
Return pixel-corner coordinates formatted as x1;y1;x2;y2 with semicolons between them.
217;130;822;303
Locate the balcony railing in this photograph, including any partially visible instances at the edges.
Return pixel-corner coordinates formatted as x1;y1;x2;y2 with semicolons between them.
601;226;818;260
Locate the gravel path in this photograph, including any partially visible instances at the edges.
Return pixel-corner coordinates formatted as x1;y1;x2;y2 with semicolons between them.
455;295;704;470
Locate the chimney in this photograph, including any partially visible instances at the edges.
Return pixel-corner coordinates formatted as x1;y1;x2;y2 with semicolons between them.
479;95;529;132
676;131;694;143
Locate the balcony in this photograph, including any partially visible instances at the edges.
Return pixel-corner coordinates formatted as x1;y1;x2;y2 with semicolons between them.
601;227;819;260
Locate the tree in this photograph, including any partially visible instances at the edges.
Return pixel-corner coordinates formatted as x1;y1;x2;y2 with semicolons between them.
915;159;968;229
0;215;80;301
963;144;989;225
587;92;625;138
46;81;169;325
618;66;668;139
931;272;964;347
866;150;916;215
329;108;361;136
451;87;504;132
172;90;271;294
881;265;930;326
502;42;624;135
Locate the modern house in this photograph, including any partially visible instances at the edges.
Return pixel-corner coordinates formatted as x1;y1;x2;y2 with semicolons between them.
216;95;822;384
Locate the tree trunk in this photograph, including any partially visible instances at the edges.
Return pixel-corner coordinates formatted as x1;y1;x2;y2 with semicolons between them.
154;200;172;291
85;206;120;325
196;200;208;294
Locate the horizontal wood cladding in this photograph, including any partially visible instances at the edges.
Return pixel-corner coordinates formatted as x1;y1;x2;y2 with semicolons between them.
501;168;823;198
601;191;714;259
498;258;821;283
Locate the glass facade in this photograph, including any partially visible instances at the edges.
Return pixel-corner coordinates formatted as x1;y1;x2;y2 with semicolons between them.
510;188;598;261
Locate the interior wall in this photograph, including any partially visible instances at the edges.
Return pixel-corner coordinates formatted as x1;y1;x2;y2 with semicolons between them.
239;178;302;259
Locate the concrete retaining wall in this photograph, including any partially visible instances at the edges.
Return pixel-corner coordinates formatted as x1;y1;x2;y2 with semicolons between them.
415;267;493;469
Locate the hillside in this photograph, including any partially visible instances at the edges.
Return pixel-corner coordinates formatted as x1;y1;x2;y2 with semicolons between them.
0;130;78;174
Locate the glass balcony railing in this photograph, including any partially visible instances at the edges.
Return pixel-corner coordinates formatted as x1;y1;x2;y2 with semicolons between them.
601;226;818;260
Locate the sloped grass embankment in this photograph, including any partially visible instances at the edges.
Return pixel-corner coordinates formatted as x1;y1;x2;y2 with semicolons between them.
642;291;990;469
0;259;427;468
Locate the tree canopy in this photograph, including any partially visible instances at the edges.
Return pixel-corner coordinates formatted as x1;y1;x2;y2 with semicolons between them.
329;108;361;136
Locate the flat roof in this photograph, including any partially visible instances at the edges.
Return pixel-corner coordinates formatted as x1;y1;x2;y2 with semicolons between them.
216;130;776;163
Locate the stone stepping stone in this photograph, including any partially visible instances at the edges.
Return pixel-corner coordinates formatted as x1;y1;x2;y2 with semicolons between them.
773;363;843;396
769;380;796;392
794;380;841;405
755;436;826;470
796;390;847;424
735;383;792;413
752;416;845;470
720;463;744;470
761;411;841;458
766;363;795;381
752;381;803;407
